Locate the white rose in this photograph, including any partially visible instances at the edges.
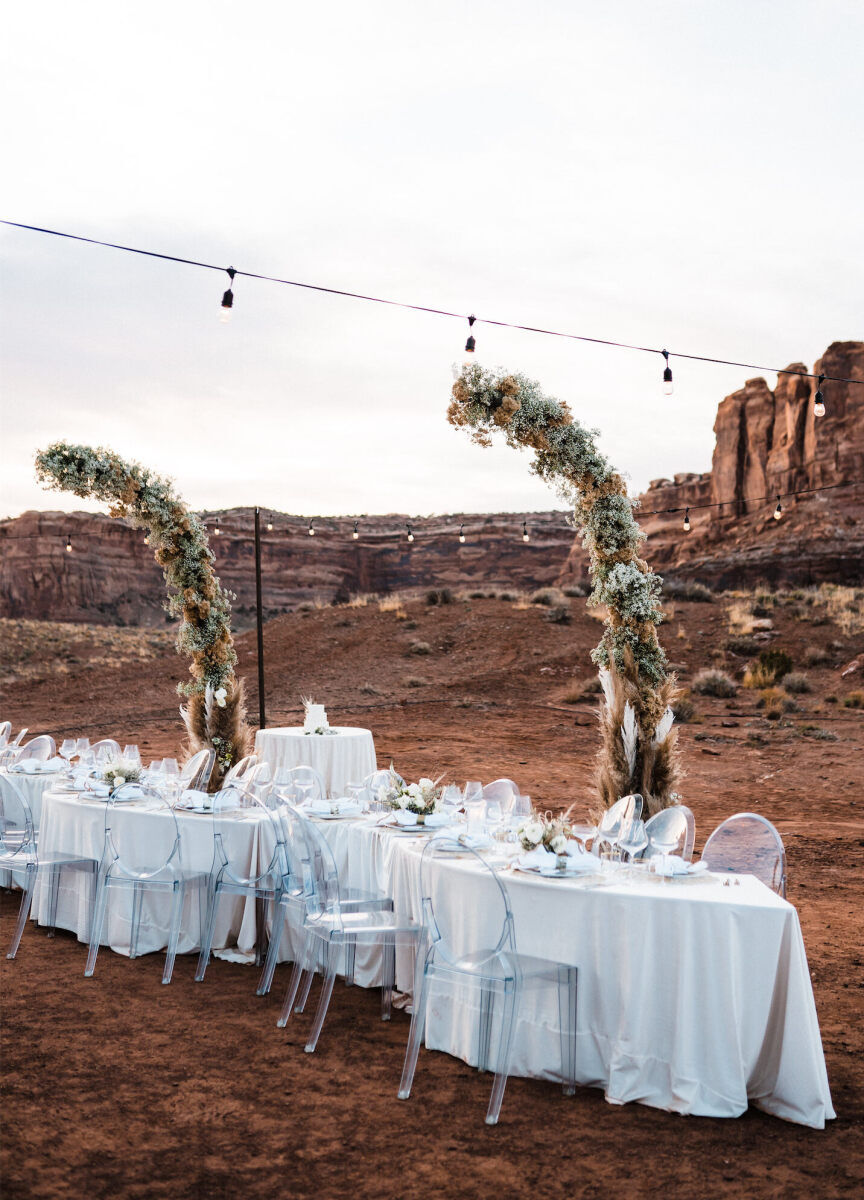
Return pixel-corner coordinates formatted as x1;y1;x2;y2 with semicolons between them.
113;775;124;788
550;834;567;854
407;783;422;800
214;687;227;708
418;778;434;790
526;821;544;844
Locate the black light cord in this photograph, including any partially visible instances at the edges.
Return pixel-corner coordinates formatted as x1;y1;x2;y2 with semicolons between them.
3;219;863;389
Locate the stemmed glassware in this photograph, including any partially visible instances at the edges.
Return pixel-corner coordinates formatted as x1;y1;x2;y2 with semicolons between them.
75;737;91;759
123;744;142;768
618;820;649;882
161;758;181;806
60;739;77;778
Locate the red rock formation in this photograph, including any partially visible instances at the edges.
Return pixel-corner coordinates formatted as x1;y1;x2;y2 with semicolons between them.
559;341;864;589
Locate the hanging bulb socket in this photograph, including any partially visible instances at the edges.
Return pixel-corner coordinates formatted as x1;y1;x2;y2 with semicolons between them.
683;508;691;533
308;520;315;537
220;267;236;322
266;515;274;531
773;496;782;521
464;315;476;358
65;534;72;553
522;520;530;543
352;521;359;540
458;523;466;544
406;523;414;543
143;532;151;546
662;349;673;396
213;517;221;536
814;374;826;418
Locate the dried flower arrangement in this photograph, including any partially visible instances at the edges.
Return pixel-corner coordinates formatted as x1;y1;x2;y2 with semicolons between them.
34;443;252;790
448;364;681;813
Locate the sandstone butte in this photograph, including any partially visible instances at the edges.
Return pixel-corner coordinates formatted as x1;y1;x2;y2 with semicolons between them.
1;341;861;629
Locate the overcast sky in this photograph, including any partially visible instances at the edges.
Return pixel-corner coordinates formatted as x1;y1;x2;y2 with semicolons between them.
1;0;862;521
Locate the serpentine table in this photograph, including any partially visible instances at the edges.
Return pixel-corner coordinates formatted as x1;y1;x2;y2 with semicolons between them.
31;793;833;1128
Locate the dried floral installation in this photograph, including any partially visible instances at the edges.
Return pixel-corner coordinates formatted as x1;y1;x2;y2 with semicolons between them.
34;443;252;789
448;364;681;814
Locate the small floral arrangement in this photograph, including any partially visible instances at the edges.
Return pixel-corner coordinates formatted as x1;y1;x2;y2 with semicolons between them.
380;768;444;819
102;758;142;792
211;734;234;772
517;812;573;855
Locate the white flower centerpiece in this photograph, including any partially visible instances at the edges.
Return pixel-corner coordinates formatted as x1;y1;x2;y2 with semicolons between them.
517;812;575;868
302;696;336;736
102;758;142;794
380;768;444;824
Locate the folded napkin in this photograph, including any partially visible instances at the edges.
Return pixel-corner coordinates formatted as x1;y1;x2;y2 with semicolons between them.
179;788;212;810
302;797;332;816
652;854;706;877
454;831;493;850
86;782;111;797
423;812;450;828
14;759;42;774
517;845;554;871
303;798;363;817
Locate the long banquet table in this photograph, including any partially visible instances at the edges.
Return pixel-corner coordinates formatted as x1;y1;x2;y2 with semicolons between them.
31;793;834;1128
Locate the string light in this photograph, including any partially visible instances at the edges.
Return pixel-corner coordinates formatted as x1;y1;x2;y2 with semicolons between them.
522;520;530;543
308;520;315;536
220;267;235;322
406;523;414;543
143;533;150;546
352;521;359;540
458;523;466;544
662;350;673;396
773;496;782;521
683;508;691;533
464;315;476;360
266;515;274;531
65;533;72;552
814;374;826;418
4;220;864;396
213;516;221;535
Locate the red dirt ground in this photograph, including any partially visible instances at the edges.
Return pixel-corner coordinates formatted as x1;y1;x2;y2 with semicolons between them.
2;593;862;1198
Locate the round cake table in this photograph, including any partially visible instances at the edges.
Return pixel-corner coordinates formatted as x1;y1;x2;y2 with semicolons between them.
254;726;377;797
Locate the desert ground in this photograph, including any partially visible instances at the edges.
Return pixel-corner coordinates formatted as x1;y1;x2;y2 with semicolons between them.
2;585;862;1199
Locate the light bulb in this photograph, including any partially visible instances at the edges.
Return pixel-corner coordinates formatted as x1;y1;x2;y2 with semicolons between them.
219;303;233;324
662;349;673;396
213;518;220;536
683;509;691;533
814;374;826;417
144;533;150;546
773;497;782;521
458;524;466;544
65;535;72;553
522;521;530;543
407;525;414;543
266;518;273;531
308;522;315;537
352;521;359;540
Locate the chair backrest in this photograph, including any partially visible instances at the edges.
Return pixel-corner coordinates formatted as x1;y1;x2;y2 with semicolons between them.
224;754;258;783
276;765;326;803
287;810;346;921
0;774;36;860
419;837;515;969
180;748;216;791
363;767;404;793
16;735;56;762
209;787;284;887
91;739;122;762
272;799;317;895
701;812;787;897
0;721;11;748
12;728;28;747
481;779;520;812
596;794;640;841
643;805;696;861
103;784;182;880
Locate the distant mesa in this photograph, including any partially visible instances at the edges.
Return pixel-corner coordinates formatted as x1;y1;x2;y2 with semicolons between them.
1;341;861;627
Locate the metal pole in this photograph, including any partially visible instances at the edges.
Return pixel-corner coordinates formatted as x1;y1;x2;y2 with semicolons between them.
254;506;266;729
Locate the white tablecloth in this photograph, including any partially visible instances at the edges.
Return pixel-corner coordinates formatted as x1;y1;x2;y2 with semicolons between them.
254;727;377;797
6;768;66;828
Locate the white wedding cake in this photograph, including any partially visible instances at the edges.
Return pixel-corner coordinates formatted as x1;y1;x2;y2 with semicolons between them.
303;701;329;733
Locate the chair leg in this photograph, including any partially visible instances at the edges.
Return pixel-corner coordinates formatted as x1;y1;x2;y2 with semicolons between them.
398;966;431;1100
486;984;518;1126
295;936;320;1014
558;966;578;1096
85;877;110;977
257;899;287;996
255;894;269;968
278;929;314;1026
381;938;395;1021
163;883;184;985
46;864;62;938
194;883;221;982
6;864;36;959
478;980;495;1072
129;881;144;959
305;940;338;1053
344;938;356;987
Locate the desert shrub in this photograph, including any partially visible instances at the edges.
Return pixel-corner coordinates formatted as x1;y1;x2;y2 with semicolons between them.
726;601;773;636
758;687;795;718
347;593;375;608
359;682;381;696
495;590;518;602
663;579;714;602
378;594;406;614
720;638;763;657
405;676;426;688
580;675;602;694
692;669;736;698
296;601;315;612
783;671;812;694
804;644;830;667
672;694;697;723
826;695;838;705
799;725;838;741
752;603;771;618
759;648;793;679
546;605;571;624
562;585;587;598
743;662;775;688
425;587;454;606
819;584;864;635
404;620;418;630
468;590;488;599
530;587;567;607
560;676;601;704
408;640;431;656
843;690;864;709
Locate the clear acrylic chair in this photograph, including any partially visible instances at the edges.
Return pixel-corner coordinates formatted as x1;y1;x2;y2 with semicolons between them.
701;813;787;897
85;783;210;983
642;805;696;861
15;735;57;762
195;786;289;984
363;767;405;793
481;778;521;814
0;773;98;957
224;754;258;783
91;739;122;762
277;811;418;1053
398;836;578;1125
180;748;216;792
276;765;326;804
592;793;641;855
0;722;11;748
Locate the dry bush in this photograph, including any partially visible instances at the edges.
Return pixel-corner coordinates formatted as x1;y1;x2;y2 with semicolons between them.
784;671;812;694
405;676;427;688
562;585;587;598
663;579;714;602
560;676;601;704
530;587;568;607
408;640;431;656
759;686;796;718
495;590;518;602
692;669;737;697
546;605;571;624
724;635;760;656
799;725;838;741
672;693;697;722
744;649;793;688
843;690;864;709
425;588;454;606
378;593;407;614
819;584;864;635
347;593;375;608
804;644;830;667
359;682;381;696
727;600;773;635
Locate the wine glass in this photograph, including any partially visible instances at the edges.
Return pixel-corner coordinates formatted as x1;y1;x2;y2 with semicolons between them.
60;738;77;776
485;799;503;829
619;820;649;881
76;737;91;759
463;781;483;806
123;744;142;768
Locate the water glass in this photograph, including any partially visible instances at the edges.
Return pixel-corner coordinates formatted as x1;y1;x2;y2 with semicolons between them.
76;737;91;758
485;800;503;829
466;800;486;836
123;744;142;767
